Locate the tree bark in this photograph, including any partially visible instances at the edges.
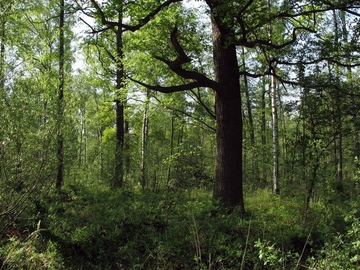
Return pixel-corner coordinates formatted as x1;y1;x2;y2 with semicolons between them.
261;78;267;146
56;0;65;191
270;74;280;194
141;90;150;188
130;0;245;210
113;6;125;188
332;11;343;189
0;2;7;180
210;4;244;210
267;0;280;194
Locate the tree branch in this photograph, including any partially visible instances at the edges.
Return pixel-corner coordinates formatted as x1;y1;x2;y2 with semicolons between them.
154;26;220;91
153;96;216;132
275;58;360;68
236;26;315;49
189;89;216;120
129;77;204;93
238;0;255;15
89;0;182;32
124;0;182;32
171;26;191;63
80;17;114;34
89;0;118;28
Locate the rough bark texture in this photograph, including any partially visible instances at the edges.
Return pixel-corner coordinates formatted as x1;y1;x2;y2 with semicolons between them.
210;4;244;210
56;0;65;191
113;8;125;188
129;0;245;210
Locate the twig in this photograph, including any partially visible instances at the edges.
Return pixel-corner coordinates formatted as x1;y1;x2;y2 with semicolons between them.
192;215;201;264
240;215;253;270
296;222;315;268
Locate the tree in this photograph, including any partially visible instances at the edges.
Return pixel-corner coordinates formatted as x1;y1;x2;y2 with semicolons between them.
80;0;182;188
131;0;360;210
267;0;280;194
132;1;244;210
140;89;151;188
0;0;75;221
56;0;65;191
0;0;12;180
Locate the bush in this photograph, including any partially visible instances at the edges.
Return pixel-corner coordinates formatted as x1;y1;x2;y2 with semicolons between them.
310;203;360;269
0;230;64;269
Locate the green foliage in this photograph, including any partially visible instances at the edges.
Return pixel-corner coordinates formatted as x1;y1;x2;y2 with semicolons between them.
255;239;299;268
3;0;360;269
309;203;360;269
6;186;341;269
0;232;64;269
1;182;360;270
253;199;360;270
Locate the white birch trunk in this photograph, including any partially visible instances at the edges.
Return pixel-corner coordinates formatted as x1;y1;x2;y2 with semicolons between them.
268;0;279;194
140;90;150;188
270;74;280;194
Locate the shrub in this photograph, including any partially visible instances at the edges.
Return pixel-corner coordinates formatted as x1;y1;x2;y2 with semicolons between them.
0;230;64;270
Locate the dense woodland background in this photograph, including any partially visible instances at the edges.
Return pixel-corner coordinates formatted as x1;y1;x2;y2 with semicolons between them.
1;0;360;269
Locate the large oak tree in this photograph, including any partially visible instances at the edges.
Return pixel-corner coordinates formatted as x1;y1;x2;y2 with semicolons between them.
132;0;360;211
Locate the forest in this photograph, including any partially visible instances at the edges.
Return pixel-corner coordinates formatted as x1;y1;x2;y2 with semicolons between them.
1;0;360;269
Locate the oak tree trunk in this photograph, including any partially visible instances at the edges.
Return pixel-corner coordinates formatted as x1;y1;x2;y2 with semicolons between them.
56;0;65;191
210;8;244;210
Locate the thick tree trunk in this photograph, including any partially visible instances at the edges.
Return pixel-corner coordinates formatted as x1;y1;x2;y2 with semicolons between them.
213;85;244;209
56;0;65;191
210;11;244;211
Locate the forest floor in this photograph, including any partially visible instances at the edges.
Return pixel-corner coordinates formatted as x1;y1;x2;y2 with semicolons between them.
1;183;359;269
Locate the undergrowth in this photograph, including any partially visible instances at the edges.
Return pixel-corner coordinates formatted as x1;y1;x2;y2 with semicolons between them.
0;184;359;269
